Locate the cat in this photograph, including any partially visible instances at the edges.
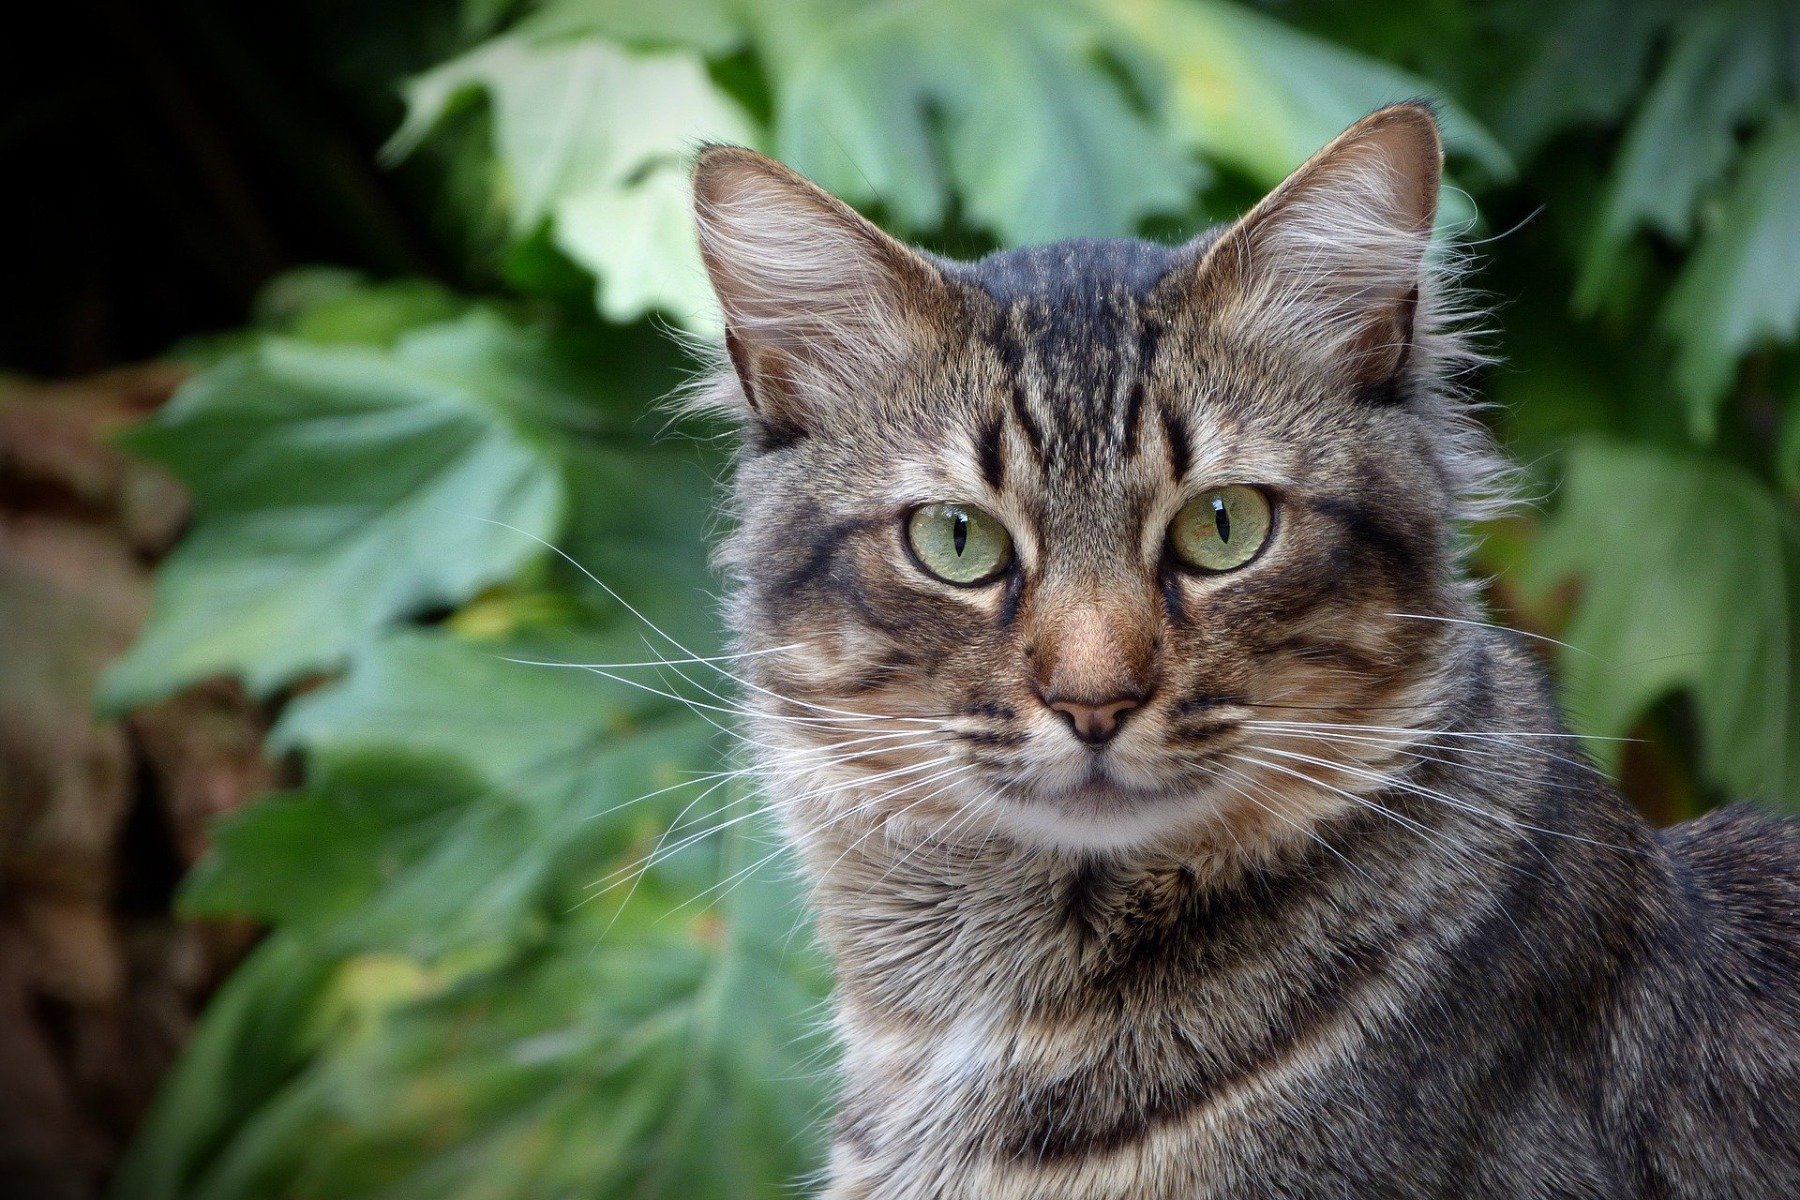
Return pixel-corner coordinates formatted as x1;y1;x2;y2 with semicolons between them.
686;103;1800;1199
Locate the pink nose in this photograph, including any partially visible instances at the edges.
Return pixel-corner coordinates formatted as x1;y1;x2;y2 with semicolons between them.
1047;694;1143;745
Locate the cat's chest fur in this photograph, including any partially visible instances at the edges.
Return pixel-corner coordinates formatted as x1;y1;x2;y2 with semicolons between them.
803;822;1549;1200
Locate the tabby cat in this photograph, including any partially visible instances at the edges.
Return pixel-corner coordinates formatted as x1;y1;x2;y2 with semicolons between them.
687;104;1800;1198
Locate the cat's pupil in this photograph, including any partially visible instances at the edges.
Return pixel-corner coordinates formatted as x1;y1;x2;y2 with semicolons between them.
953;511;968;555
1212;496;1231;543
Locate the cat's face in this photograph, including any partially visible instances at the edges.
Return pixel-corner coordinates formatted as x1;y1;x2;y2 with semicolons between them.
693;105;1504;855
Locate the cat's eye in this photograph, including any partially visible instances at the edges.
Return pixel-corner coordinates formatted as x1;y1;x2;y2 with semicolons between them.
1170;486;1274;573
906;504;1013;586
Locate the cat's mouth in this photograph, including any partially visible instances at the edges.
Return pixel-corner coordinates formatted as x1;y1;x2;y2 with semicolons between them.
1057;777;1165;805
950;711;1252;848
986;769;1229;851
1001;761;1194;812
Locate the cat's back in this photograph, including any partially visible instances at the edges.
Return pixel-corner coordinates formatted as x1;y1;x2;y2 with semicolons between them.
1604;804;1800;1194
1658;803;1800;999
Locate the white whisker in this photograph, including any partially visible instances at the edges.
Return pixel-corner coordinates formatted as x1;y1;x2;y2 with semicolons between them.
1382;611;1594;658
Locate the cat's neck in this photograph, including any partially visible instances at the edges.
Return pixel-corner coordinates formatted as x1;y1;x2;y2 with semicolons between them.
797;790;1432;1027
793;768;1541;1198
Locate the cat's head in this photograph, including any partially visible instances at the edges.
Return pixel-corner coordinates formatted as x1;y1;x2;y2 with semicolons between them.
690;104;1509;857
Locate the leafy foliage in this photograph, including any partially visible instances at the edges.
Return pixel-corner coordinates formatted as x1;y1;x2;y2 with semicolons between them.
1528;442;1800;807
105;316;567;705
392;33;757;325
1663;105;1800;429
389;0;1508;333
1104;0;1508;188
750;0;1202;242
103;0;1800;1196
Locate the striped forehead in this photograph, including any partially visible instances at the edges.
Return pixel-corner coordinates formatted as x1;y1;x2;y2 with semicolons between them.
963;238;1178;479
957;239;1209;518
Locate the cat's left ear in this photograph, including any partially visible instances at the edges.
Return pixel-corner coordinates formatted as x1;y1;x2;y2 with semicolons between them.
1170;102;1442;395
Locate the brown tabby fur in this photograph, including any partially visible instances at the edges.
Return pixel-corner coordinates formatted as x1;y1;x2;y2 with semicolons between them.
688;104;1800;1198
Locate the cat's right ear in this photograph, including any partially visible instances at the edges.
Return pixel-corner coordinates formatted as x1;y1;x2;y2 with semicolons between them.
691;147;950;442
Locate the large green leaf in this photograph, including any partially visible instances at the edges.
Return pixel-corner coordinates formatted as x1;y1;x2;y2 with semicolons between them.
272;628;722;894
284;834;829;1200
1529;441;1800;810
1496;0;1683;156
124;825;828;1200
1577;6;1785;309
103;314;570;708
391;32;757;327
1663;104;1800;436
754;0;1200;243
1102;0;1509;189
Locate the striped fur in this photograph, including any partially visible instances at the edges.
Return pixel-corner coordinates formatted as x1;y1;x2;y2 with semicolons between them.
689;105;1800;1197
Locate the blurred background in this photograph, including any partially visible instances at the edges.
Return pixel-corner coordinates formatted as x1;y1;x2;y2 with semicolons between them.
4;1;1798;1196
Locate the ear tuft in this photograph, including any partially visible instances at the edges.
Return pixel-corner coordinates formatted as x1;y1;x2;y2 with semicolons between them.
1183;102;1444;392
690;147;948;439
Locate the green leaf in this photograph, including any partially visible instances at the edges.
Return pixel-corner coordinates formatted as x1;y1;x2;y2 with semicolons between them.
276;627;693;803
391;33;757;327
276;628;724;892
179;753;490;934
517;0;746;54
150;823;826;1200
253;270;472;348
1663;104;1800;437
1528;441;1800;810
112;935;339;1200
1496;0;1683;156
1577;6;1785;309
1102;0;1510;188
755;0;1200;243
103;312;567;708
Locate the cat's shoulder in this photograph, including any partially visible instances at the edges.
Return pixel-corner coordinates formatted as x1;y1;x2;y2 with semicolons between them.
1661;802;1800;883
1657;803;1800;972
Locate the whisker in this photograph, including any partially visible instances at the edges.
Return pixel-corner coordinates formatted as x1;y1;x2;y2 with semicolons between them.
1229;752;1506;886
511;643;808;671
1382;611;1595;658
502;654;942;733
1208;760;1378;887
680;767;988;916
474;516;953;725
1252;745;1638;856
592;751;967;901
1245;720;1607;781
1245;718;1632;745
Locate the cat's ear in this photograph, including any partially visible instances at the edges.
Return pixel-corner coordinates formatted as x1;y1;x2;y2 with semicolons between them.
691;146;951;440
1175;102;1442;394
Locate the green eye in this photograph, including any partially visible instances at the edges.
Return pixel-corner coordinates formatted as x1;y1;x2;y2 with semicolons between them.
906;504;1013;585
1171;486;1274;572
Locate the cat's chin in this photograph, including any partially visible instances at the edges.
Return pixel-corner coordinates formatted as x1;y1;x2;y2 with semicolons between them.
988;776;1236;854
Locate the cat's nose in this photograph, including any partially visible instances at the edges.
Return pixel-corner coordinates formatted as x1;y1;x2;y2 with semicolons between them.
1046;693;1144;745
1026;591;1157;745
